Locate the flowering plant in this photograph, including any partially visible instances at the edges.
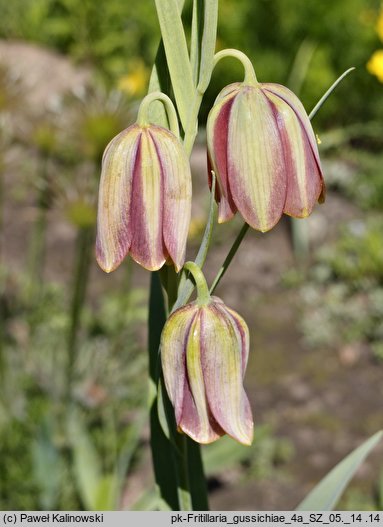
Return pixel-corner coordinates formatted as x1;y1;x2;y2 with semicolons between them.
96;0;377;512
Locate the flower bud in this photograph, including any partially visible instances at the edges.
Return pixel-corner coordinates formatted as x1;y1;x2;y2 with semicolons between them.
161;295;253;445
207;80;325;232
96;121;192;272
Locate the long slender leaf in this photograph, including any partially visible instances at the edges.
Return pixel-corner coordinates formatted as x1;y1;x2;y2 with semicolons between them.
296;430;383;511
148;0;186;127
309;67;355;120
148;273;179;510
197;0;218;93
154;0;195;131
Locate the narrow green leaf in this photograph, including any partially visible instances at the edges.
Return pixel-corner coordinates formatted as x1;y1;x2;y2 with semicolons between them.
68;410;103;511
148;0;185;127
309;67;355;121
190;0;203;85
297;430;383;511
197;0;218;93
154;0;195;131
148;272;179;510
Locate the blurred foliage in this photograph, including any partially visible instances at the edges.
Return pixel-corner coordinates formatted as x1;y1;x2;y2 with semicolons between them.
0;269;148;509
299;217;383;360
0;0;381;127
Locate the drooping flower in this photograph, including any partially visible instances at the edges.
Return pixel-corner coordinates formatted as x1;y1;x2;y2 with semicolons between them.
96;92;192;273
161;262;253;445
207;50;325;232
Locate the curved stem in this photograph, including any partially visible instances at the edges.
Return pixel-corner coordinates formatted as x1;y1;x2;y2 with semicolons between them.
213;48;258;85
137;91;180;137
183;262;210;305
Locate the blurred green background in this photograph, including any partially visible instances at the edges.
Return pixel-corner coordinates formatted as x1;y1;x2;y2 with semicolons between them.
1;0;383;511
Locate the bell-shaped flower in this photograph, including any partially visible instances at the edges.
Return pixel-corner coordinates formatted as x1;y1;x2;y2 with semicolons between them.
96;92;192;273
207;50;325;232
161;262;253;445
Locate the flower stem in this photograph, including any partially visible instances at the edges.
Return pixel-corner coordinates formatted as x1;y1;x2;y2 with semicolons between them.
210;223;250;294
137;92;180;137
213;49;258;85
183;262;210;305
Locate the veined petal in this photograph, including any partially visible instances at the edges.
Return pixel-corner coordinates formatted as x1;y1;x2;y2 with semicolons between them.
181;309;222;443
262;83;324;180
96;125;141;272
214;299;250;375
161;304;198;423
200;304;253;445
207;92;238;223
129;128;167;271
228;86;286;232
264;90;323;218
149;126;192;272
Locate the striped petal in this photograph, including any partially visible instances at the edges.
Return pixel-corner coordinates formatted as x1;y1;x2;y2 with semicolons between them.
200;303;253;445
129;129;167;271
179;308;222;443
96;125;141;273
149;126;192;272
227;86;286;232
161;304;198;423
207;92;238;223
264;89;323;218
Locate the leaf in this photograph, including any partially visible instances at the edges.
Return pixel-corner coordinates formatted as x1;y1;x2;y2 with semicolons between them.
309;67;355;121
148;0;185;128
154;0;195;131
296;430;383;511
196;0;218;93
67;410;103;511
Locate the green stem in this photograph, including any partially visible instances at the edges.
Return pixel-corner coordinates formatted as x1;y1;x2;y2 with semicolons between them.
213;48;258;85
65;225;94;401
137;92;180;138
210;223;250;294
183;262;210;305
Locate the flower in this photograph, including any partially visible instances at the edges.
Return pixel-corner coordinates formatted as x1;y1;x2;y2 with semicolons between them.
96;96;192;273
207;78;325;232
161;263;253;444
367;50;383;82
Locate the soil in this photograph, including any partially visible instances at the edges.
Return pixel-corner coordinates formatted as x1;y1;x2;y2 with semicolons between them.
2;41;382;511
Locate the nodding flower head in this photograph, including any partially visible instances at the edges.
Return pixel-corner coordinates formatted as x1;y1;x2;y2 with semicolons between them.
161;263;253;445
207;50;325;232
96;92;192;273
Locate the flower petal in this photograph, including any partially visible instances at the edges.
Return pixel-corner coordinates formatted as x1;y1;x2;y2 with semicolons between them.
181;308;223;443
161;304;198;423
96;125;141;272
264;89;323;218
262;83;324;182
129;129;167;271
200;304;253;445
207;92;238;223
149;126;192;272
227;86;286;232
